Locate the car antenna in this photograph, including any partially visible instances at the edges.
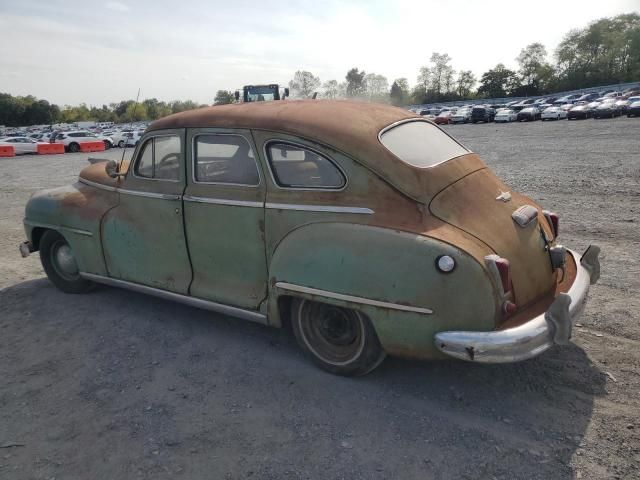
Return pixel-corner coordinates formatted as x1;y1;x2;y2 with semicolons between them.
117;87;141;175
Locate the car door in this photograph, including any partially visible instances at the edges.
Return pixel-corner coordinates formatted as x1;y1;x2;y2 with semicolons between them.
183;128;267;310
101;129;192;293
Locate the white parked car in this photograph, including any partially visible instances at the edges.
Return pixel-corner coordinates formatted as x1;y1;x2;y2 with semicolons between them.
541;106;568;120
494;109;517;123
0;136;45;154
451;108;472;124
52;131;113;152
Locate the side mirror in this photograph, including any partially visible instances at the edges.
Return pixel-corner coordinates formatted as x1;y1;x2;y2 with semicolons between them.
284;88;290;98
234;90;240;101
105;159;125;178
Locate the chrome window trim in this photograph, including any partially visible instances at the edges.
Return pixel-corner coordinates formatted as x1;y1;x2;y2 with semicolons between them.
377;118;471;169
24;219;93;237
80;273;267;325
131;133;182;183
191;133;262;187
184;195;263;208
78;177;117;192
263;139;348;191
275;282;433;315
118;189;181;201
265;203;373;215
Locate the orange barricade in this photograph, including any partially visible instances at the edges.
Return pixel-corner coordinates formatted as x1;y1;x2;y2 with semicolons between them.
0;145;16;157
79;141;106;153
37;143;65;155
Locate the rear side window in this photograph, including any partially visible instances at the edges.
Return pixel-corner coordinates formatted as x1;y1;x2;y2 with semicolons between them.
194;135;259;186
134;135;181;181
380;120;469;168
267;143;345;189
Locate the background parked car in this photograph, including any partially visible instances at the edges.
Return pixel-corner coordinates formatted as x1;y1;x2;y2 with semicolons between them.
0;136;43;154
494;108;517;123
517;107;541;121
451;108;472;124
52;131;113;152
593;99;622;119
541;106;567;120
567;104;591;120
434;111;453;125
627;100;640;117
555;94;582;105
575;93;600;103
470;106;495;123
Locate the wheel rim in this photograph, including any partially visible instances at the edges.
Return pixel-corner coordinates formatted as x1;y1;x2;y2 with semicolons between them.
50;240;79;281
298;301;365;366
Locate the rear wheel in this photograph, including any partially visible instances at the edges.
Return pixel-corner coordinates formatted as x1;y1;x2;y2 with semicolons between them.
118;140;125;148
40;230;94;294
68;142;80;153
103;140;111;150
291;298;386;376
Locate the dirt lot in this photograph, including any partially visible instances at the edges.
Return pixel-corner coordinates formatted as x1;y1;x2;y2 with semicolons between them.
1;118;639;479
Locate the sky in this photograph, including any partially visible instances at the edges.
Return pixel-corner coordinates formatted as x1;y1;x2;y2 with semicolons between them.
1;0;639;106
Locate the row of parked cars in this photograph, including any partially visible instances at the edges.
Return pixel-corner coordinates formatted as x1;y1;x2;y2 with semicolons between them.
417;88;640;125
0;124;148;155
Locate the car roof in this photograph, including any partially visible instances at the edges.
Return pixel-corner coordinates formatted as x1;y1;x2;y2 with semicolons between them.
149;100;483;203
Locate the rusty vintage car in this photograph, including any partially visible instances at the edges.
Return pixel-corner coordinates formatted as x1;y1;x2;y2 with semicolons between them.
20;100;600;375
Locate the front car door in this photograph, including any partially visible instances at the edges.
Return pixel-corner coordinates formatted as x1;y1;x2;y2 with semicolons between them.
101;129;192;293
183;128;267;310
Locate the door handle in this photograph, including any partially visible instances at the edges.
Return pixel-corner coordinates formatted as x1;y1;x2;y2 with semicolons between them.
175;208;180;214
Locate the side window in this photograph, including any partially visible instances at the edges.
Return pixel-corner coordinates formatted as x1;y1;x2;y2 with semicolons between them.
266;142;345;189
194;135;259;186
133;135;181;181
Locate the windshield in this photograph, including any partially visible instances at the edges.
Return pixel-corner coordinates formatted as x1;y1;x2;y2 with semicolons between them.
244;86;278;102
379;120;469;168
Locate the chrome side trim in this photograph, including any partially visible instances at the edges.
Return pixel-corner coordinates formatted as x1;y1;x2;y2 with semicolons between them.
118;189;181;200
183;195;263;208
24;220;93;237
78;177;117;192
265;203;374;215
275;281;433;315
79;273;268;325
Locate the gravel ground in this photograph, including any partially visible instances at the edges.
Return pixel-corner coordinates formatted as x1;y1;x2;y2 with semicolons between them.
1;117;639;479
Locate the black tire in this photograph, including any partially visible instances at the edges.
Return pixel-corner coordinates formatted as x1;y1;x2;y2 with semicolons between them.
68;142;80;153
291;298;386;376
118;140;125;148
103;140;111;150
40;230;94;294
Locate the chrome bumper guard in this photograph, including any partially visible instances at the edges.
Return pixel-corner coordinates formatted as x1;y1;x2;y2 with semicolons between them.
435;246;600;363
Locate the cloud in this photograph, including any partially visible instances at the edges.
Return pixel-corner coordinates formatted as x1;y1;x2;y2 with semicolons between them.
105;1;130;12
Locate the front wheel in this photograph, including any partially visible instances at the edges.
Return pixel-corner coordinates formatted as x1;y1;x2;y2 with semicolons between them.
103;140;111;150
291;298;386;376
118;140;125;148
68;142;80;153
40;230;95;294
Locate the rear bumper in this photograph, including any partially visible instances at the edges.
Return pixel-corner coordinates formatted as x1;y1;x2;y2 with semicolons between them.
434;246;600;363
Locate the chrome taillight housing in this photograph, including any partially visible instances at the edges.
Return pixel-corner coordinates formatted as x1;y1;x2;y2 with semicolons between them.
543;210;559;237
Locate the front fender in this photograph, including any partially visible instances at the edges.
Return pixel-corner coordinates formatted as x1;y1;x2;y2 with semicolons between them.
268;222;498;359
24;182;117;275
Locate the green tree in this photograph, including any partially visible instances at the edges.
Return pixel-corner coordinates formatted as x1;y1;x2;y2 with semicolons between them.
213;90;235;105
288;71;321;98
515;43;553;95
123;102;148;122
345;68;366;97
456;70;476;98
389;78;410;106
364;73;389;100
322;80;339;99
477;64;518;98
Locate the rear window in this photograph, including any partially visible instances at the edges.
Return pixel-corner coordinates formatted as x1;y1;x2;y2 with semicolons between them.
379;120;469;168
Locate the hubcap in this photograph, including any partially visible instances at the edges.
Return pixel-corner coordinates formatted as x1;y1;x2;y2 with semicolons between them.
298;301;365;366
53;243;79;278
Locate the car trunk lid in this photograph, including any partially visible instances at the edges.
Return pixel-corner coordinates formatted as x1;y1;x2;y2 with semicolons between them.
429;168;556;306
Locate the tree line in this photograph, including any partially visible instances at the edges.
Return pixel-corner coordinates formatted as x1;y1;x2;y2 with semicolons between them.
1;13;638;127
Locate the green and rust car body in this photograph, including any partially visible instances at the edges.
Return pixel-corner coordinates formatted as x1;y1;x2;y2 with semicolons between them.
21;100;600;364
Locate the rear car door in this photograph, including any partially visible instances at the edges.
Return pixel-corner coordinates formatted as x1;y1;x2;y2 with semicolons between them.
183;128;267;310
102;129;192;293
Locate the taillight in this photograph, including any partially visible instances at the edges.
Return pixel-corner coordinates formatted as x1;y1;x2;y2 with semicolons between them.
485;255;513;295
495;258;512;294
543;210;559;237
